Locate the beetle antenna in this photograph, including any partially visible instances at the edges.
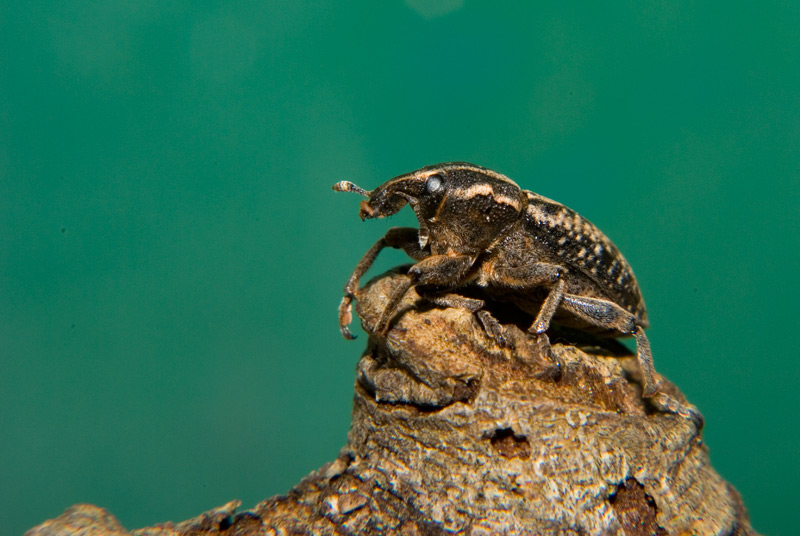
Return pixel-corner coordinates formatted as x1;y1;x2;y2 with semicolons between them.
333;181;371;197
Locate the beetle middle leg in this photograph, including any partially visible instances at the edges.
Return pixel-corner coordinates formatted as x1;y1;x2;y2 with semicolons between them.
480;260;567;371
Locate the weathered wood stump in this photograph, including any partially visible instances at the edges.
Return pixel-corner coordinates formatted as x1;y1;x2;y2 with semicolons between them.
27;271;757;536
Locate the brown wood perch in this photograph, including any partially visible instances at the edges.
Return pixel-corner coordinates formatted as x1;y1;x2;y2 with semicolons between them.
28;271;757;536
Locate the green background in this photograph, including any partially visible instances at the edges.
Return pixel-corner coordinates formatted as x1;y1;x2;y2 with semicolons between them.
2;2;797;534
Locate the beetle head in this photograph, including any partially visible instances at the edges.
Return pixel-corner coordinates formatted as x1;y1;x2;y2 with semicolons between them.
334;163;527;254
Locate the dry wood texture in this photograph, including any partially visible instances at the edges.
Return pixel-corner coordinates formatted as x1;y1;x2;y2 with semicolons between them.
27;270;757;536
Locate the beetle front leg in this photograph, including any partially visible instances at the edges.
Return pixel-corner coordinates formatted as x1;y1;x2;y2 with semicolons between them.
339;227;426;339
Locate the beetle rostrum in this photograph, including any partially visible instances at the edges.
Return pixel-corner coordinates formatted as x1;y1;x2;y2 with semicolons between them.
333;162;701;423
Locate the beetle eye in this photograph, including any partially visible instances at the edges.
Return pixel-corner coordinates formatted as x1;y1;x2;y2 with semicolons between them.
425;173;443;194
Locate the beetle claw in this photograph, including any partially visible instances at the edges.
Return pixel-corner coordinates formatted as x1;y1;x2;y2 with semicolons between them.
651;392;705;432
341;326;356;340
476;310;513;349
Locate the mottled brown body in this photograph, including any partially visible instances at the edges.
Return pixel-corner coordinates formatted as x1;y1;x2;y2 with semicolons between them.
508;190;647;328
333;163;698;422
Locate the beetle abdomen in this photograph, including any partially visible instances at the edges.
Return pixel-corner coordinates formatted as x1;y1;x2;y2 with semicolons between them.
523;191;647;322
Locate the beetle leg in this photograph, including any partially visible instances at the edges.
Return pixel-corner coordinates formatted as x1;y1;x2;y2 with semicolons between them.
384;226;429;261
376;291;484;338
373;254;476;336
559;294;658;397
339;227;426;339
476;310;512;348
479;260;566;362
337;296;357;339
480;259;566;333
554;295;701;427
520;278;569;378
483;259;565;310
373;276;415;337
651;392;705;432
428;293;485;312
531;277;567;334
408;254;475;288
633;325;657;397
339;237;387;339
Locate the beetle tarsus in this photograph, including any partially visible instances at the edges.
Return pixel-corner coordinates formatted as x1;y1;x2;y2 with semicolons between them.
476;310;513;348
530;333;563;381
652;392;705;432
634;325;659;398
338;296;357;339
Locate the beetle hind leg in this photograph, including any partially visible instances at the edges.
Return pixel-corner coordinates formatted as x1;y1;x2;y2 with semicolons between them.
555;294;703;428
559;294;659;397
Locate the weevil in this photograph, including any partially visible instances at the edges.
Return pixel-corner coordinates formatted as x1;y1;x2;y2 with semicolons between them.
333;162;699;420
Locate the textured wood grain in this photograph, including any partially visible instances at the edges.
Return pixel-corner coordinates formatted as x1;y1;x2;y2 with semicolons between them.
26;270;757;536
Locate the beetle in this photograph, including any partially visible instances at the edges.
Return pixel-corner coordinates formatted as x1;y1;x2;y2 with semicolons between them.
333;162;695;417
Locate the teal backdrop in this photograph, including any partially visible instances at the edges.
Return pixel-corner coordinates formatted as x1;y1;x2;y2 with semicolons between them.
2;2;798;535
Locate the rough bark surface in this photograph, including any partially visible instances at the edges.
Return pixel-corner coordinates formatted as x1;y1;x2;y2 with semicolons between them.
27;270;758;536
